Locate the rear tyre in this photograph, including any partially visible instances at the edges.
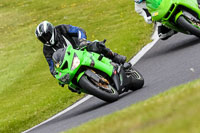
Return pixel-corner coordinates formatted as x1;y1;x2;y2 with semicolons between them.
177;15;200;37
79;75;119;102
125;66;144;91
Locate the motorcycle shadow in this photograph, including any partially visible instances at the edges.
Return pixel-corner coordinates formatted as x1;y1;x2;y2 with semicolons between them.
50;90;141;124
145;34;200;59
51;97;108;123
119;89;140;99
163;36;200;53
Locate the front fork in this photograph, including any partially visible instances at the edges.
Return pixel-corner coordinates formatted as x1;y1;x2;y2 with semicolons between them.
175;10;200;24
174;11;183;23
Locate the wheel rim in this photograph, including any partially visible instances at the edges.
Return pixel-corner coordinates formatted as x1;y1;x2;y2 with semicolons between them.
185;17;200;29
90;75;116;94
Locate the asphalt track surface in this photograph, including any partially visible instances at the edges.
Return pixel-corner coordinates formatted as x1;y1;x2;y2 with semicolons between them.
26;33;200;133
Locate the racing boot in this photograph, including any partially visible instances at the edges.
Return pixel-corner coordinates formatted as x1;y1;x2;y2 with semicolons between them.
101;46;126;64
112;53;127;64
158;24;177;40
123;62;132;69
143;9;152;24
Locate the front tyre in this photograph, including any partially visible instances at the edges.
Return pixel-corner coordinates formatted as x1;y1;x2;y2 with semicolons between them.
177;15;200;37
79;75;119;102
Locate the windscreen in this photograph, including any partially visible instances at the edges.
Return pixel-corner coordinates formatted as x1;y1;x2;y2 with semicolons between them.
52;48;66;68
146;0;163;9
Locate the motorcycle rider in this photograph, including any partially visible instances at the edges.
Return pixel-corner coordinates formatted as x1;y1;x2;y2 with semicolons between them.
35;21;126;78
134;0;152;24
134;0;176;40
198;0;200;8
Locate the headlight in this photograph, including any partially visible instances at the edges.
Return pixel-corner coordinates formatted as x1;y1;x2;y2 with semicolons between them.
71;54;80;70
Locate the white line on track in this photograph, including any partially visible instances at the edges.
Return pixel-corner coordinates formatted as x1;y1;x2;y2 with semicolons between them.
130;25;159;65
22;95;93;133
130;37;159;65
22;32;159;133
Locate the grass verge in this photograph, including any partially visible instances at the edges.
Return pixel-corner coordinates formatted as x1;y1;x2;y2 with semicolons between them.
0;0;152;132
65;79;200;133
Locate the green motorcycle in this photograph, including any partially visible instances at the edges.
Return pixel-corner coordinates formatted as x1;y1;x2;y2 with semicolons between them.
52;40;144;102
146;0;200;37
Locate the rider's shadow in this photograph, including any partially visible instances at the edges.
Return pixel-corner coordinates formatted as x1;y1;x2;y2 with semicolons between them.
50;90;139;124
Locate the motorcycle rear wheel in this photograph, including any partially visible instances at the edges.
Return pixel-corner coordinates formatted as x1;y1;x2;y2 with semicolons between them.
79;74;119;102
177;15;200;37
125;66;144;91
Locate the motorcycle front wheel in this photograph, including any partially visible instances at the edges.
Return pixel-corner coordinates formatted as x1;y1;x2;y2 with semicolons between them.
177;15;200;37
79;74;119;102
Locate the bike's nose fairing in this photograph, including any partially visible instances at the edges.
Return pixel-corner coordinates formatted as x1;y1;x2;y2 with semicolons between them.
55;45;114;85
146;0;163;9
146;0;172;21
55;46;77;84
147;0;200;21
178;0;200;19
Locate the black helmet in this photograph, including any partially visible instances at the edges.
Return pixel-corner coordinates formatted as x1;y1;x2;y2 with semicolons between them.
35;21;56;46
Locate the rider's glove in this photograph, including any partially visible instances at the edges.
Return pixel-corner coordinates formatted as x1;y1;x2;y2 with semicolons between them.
59;82;65;87
134;0;143;4
79;38;87;48
68;86;77;92
51;70;57;78
68;86;81;94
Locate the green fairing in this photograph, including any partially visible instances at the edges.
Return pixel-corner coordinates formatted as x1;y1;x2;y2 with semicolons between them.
77;72;85;83
146;0;200;32
146;0;162;9
55;45;114;91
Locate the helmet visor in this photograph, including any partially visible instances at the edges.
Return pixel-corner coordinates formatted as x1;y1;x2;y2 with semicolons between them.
44;31;52;42
37;36;47;44
38;31;52;44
